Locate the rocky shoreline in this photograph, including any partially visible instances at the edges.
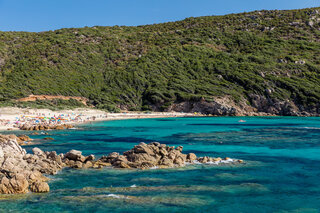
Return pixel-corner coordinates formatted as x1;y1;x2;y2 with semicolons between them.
161;97;320;117
0;134;243;194
19;124;74;131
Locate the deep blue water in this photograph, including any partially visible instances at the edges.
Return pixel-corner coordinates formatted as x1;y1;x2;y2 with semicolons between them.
1;117;320;213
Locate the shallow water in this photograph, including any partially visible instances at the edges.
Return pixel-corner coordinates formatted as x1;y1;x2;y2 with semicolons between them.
1;117;320;212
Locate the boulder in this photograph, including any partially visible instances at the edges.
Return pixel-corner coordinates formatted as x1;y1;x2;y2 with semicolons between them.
54;126;65;130
100;152;119;163
212;157;222;162
132;143;154;155
119;161;131;169
43;137;54;140
32;147;45;157
0;174;29;194
173;156;185;167
72;161;83;169
82;161;93;168
197;156;210;163
85;154;95;162
159;157;174;168
31;132;39;135
175;146;183;152
30;181;50;193
64;150;85;162
17;135;32;144
187;153;197;162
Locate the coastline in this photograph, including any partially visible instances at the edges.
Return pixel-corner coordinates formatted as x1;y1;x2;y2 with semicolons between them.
0;107;197;131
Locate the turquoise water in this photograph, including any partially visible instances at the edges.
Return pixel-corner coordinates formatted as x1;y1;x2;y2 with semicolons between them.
1;117;320;212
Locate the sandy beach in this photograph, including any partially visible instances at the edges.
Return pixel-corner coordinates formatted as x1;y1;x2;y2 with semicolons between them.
0;107;196;131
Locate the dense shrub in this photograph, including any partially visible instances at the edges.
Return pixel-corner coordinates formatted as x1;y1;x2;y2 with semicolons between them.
0;7;319;110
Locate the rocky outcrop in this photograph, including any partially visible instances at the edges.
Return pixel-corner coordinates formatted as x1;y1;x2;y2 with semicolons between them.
0;134;32;146
29;181;50;193
0;135;101;194
19;124;74;131
0;134;243;194
17;135;32;143
248;94;320;116
99;142;242;169
165;96;268;116
165;95;320;116
166;97;238;116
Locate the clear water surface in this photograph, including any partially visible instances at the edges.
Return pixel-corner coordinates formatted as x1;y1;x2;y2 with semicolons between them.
1;117;320;213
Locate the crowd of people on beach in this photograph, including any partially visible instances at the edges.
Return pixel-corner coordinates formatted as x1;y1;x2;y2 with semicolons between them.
0;110;195;130
0;112;108;129
0;119;11;127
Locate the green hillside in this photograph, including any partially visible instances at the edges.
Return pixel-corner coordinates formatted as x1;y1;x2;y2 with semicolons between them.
0;7;320;115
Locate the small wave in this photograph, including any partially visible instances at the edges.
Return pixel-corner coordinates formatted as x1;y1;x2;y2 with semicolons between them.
302;127;320;130
96;194;127;199
49;177;63;182
192;158;237;165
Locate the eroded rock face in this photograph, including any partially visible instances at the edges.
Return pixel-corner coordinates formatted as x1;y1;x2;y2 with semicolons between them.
0;173;29;194
162;95;320;116
0;134;243;194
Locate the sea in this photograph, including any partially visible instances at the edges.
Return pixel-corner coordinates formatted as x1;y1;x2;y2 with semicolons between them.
1;117;320;213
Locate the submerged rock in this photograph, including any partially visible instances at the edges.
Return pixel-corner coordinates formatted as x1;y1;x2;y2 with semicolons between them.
43;137;54;140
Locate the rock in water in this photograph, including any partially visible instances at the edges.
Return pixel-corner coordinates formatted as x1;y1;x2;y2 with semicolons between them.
30;181;50;193
103;142;243;169
64;150;85;162
0;174;29;194
104;142;187;169
0;134;244;194
17;135;32;145
43;137;54;140
186;153;197;162
0;134;62;194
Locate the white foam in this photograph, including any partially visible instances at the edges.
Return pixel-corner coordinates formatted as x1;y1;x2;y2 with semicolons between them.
193;158;237;165
303;127;320;130
205;161;219;165
192;160;202;165
97;194;125;199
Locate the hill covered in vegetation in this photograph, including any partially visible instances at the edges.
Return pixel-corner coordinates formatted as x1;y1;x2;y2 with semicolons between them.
0;7;320;115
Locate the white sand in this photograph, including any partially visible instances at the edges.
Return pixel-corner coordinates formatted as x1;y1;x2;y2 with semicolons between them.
0;107;196;131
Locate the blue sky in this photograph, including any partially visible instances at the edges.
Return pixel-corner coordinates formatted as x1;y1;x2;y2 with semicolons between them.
0;0;318;32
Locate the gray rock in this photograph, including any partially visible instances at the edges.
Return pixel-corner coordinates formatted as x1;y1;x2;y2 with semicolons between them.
64;150;83;161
